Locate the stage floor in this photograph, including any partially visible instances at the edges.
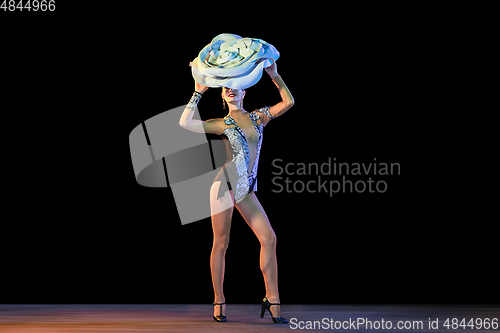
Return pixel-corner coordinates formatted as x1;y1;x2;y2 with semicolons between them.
0;304;498;332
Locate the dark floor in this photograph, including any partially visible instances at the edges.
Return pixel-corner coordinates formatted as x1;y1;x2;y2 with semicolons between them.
0;304;498;332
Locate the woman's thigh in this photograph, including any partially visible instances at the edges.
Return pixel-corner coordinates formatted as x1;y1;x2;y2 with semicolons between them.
235;193;276;244
210;181;234;240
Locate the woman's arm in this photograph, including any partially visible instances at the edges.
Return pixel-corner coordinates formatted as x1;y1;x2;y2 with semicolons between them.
179;82;225;134
265;59;295;118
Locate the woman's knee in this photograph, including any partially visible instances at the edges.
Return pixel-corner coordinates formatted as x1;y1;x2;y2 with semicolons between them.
261;232;276;248
213;235;230;251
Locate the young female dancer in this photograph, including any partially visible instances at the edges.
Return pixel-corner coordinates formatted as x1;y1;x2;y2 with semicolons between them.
179;59;294;323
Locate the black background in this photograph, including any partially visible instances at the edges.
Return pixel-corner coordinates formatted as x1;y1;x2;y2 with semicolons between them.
1;3;495;305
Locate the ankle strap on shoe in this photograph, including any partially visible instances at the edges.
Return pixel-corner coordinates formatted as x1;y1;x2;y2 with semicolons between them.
264;297;281;306
213;302;225;305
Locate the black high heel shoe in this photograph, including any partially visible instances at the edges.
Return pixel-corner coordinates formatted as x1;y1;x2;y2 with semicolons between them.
213;302;226;322
260;297;288;324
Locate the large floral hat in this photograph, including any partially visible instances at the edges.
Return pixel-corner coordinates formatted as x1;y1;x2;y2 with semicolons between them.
190;33;280;89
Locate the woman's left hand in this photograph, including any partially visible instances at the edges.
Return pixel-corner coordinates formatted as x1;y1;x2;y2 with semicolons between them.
264;58;278;78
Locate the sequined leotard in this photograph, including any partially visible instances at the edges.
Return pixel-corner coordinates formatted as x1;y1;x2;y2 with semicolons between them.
214;106;275;202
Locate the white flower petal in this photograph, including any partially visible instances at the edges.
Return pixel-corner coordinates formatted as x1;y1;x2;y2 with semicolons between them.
200;57;256;77
191;34;280;89
216;60;267;89
211;33;242;42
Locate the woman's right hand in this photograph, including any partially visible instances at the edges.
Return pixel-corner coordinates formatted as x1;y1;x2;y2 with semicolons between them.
190;62;209;94
195;81;209;94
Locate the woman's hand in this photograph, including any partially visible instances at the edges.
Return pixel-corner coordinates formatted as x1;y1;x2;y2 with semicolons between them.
195;81;209;94
190;62;209;94
264;58;278;78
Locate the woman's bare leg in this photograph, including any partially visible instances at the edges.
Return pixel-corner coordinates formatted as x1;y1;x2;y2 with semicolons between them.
209;182;234;317
235;192;281;317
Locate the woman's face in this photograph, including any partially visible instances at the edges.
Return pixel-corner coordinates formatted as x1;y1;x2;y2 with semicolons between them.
222;87;245;103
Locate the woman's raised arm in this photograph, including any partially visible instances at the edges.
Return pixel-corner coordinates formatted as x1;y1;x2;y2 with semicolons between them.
179;82;225;135
266;59;295;118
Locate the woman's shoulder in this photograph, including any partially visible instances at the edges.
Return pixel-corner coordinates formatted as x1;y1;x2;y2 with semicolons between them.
254;106;270;112
251;106;271;115
254;106;273;118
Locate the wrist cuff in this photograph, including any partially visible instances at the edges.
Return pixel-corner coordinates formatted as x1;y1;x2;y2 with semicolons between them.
187;91;202;109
